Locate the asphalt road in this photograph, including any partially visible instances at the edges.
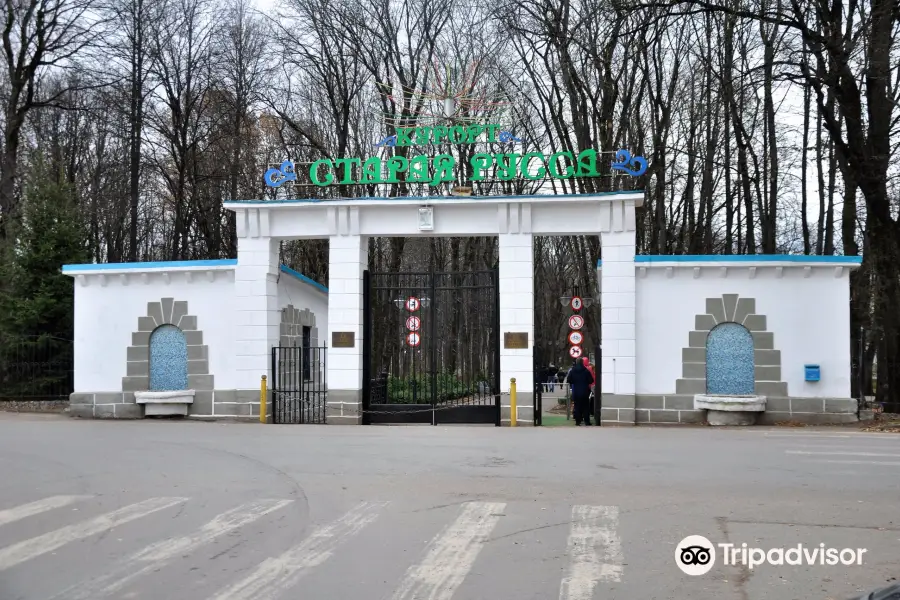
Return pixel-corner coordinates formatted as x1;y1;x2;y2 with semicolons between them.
0;413;898;600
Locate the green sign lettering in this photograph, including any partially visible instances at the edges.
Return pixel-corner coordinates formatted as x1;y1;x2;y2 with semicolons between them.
264;126;649;189
307;148;616;188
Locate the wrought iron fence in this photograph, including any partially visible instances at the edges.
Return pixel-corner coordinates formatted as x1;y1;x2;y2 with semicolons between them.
0;335;73;401
363;269;500;425
271;345;327;424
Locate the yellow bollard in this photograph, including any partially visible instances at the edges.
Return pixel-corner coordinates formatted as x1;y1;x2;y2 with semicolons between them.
510;377;517;427
260;375;267;424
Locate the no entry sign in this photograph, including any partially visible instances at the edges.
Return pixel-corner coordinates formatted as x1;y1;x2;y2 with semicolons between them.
569;345;583;358
406;316;420;331
568;315;584;330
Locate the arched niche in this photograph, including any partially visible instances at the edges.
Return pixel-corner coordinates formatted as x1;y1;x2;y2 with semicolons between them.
705;322;754;394
675;294;787;396
149;324;189;390
122;298;214;393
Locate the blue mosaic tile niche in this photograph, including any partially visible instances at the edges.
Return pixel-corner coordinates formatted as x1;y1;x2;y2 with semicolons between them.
149;325;189;391
706;323;754;395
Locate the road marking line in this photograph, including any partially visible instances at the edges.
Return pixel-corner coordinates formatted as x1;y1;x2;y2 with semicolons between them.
786;443;900;450
763;432;897;439
804;459;900;466
559;505;623;600
764;434;855;438
787;450;900;457
210;500;388;600
54;499;294;600
0;497;186;572
390;501;505;600
0;496;92;528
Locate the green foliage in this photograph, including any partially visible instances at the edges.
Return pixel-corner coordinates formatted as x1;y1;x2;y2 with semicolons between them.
0;166;89;338
0;164;88;399
386;371;481;404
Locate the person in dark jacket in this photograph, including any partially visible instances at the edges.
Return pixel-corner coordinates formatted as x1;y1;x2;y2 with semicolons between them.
567;359;595;426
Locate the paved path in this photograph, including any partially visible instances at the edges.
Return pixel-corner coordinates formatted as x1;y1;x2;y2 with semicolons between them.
0;413;897;600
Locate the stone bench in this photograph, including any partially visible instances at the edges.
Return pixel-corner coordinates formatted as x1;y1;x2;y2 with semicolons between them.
135;390;195;416
694;394;766;425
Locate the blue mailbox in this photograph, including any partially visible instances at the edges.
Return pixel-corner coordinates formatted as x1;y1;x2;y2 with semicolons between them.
804;364;821;382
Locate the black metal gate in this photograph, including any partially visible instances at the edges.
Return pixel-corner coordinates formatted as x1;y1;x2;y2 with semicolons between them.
363;269;500;425
271;345;327;423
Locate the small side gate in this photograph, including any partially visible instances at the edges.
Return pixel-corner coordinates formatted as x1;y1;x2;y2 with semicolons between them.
363;269;501;425
271;345;327;423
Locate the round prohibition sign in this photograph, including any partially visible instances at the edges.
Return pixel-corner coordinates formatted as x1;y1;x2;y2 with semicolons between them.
568;315;584;330
405;296;420;312
407;332;421;347
406;316;421;331
568;331;584;345
569;345;583;359
570;296;583;311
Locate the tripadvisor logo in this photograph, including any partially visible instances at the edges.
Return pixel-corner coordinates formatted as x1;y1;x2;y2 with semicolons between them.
263;122;648;188
675;535;868;575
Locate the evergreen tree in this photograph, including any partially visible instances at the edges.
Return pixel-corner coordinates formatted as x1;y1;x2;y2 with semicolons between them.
0;165;89;397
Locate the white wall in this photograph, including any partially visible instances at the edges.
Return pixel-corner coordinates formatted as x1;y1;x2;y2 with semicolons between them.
277;268;329;345
228;191;645;240
70;268;237;392
630;264;852;398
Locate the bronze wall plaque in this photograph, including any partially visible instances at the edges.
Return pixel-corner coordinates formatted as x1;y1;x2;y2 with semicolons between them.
332;331;355;348
504;332;529;349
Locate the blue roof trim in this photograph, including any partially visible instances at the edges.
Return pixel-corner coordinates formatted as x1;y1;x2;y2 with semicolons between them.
62;259;237;272
61;259;329;294
597;254;863;267
225;190;644;205
279;264;328;294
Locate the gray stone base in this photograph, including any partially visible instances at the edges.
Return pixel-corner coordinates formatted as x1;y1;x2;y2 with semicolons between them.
69;392;143;419
205;390;261;418
629;394;860;426
502;397;534;426
326;389;362;425
69;389;264;420
707;410;758;426
600;394;636;425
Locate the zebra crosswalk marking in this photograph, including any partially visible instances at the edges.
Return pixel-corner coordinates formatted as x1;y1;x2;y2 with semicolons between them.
208;500;389;600
390;501;506;600
0;496;92;528
0;497;186;572
558;505;623;600
53;499;294;600
0;496;627;599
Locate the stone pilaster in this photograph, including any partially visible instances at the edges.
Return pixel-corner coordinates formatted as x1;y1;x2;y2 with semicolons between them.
326;232;367;424
599;199;637;424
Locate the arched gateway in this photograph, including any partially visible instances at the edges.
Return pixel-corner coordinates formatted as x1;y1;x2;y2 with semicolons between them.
225;191;642;427
64;127;859;426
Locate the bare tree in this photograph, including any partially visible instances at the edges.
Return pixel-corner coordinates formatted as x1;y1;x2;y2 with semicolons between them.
0;0;104;241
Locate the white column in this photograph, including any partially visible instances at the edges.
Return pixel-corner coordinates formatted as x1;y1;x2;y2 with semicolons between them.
234;236;280;392
599;199;637;424
499;231;534;426
326;233;368;424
